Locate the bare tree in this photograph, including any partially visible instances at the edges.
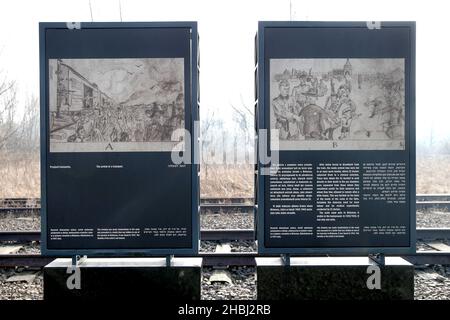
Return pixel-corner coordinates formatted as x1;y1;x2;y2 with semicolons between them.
201;109;216;178
18;95;39;152
0;64;40;197
0;71;18;150
231;94;254;163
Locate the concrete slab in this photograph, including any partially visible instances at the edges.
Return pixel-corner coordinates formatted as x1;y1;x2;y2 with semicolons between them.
427;242;450;252
44;257;202;301
257;256;414;300
0;245;23;255
6;272;38;283
215;243;232;254
209;269;233;284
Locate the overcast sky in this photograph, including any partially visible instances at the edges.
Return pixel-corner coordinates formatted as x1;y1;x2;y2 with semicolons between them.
0;0;449;144
57;58;184;103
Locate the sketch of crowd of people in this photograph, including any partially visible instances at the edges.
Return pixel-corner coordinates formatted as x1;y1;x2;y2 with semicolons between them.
271;60;405;142
51;93;184;144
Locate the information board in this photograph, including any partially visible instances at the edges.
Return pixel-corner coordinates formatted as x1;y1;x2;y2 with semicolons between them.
40;22;199;255
256;22;415;254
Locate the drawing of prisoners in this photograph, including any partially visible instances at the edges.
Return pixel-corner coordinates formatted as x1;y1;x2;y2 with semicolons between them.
48;58;185;152
270;58;405;151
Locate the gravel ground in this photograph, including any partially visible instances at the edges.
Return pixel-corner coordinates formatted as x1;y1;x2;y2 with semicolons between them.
0;241;41;255
200;241;217;252
200;240;256;253
1;212;255;231
168;209;450;231
0;212;40;231
1;264;450;300
230;240;256;252
2;209;449;230
17;242;41;254
0;268;43;300
202;267;256;300
202;266;450;301
417;210;450;228
201;213;253;229
414;265;450;300
1;212;450;300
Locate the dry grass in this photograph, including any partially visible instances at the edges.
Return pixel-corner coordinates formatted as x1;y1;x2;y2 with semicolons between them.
200;164;253;198
0;152;40;198
201;156;450;197
0;153;448;198
417;155;450;194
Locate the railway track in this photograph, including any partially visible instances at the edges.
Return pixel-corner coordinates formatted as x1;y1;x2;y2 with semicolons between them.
416;194;450;201
416;194;450;210
0;197;255;214
1;195;449;213
0;228;449;242
1;251;450;268
0;228;450;266
1;196;450;267
0;230;253;242
0;198;40;212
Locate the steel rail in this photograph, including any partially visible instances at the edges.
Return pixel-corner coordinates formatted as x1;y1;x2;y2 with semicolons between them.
3;195;450;213
0;229;255;242
416;228;450;240
416;194;450;202
416;201;450;210
0;231;40;242
1;194;449;204
1;228;450;242
200;197;254;204
0;205;256;213
2;202;450;213
1;251;450;268
1;194;450;206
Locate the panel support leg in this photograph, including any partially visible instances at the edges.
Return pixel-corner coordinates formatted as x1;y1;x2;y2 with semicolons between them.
369;253;385;266
71;255;87;268
166;254;174;267
281;253;291;267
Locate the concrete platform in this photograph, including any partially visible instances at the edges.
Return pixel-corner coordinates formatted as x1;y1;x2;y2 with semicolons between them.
256;256;414;300
44;257;202;301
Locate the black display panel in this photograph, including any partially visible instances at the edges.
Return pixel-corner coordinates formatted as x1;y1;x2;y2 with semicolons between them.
256;22;415;254
40;22;199;255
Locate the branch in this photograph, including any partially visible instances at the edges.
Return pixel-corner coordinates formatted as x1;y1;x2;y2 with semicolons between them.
0;80;15;97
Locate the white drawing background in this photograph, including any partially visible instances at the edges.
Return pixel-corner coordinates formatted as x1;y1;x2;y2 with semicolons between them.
49;58;185;152
270;58;405;150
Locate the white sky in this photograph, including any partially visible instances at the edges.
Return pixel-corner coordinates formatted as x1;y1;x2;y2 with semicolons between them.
0;0;449;144
56;58;184;103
